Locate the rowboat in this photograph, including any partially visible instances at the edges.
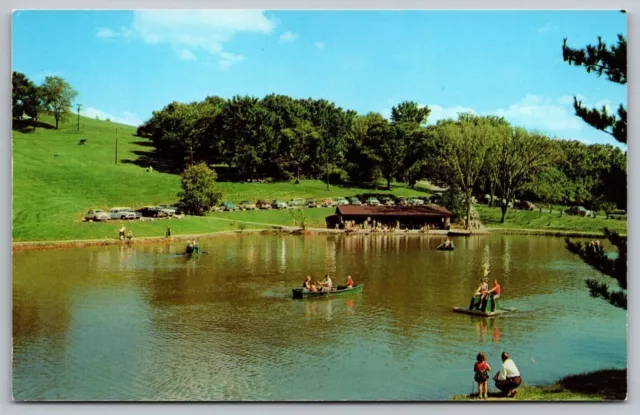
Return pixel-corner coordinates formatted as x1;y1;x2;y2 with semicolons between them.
453;296;517;317
292;284;364;299
437;244;455;251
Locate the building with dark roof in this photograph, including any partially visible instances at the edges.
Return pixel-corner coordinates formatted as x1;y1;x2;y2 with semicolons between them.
326;205;452;230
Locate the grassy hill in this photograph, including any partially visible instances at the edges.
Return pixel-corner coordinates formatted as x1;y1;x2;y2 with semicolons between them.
12;116;430;241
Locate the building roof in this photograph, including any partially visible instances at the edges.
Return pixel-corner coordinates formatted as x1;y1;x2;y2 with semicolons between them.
336;204;452;217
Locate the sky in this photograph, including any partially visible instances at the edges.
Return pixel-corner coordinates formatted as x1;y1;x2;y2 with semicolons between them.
12;9;627;147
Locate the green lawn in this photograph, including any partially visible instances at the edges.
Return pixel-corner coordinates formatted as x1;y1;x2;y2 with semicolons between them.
451;369;626;401
475;204;627;235
12;115;429;242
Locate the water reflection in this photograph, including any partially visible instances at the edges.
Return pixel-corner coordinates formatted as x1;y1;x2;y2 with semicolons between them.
12;234;627;401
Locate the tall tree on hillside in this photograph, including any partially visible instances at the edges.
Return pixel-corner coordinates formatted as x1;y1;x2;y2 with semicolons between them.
282;119;320;183
494;128;557;223
178;162;223;215
40;76;78;129
562;33;627;143
345;113;385;184
386;101;430;189
12;72;45;129
432;114;496;229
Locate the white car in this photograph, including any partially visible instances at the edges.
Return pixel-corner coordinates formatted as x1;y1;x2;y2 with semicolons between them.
335;197;350;206
85;209;110;222
366;197;381;206
159;204;177;216
109;207;137;220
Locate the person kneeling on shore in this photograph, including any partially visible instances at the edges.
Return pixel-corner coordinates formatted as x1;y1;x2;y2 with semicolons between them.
493;352;522;398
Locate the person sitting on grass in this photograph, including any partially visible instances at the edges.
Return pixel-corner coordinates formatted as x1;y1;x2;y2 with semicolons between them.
126;230;133;241
493;352;522;398
474;352;492;400
119;225;126;241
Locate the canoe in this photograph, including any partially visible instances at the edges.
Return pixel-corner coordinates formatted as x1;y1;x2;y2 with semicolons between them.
292;284;364;299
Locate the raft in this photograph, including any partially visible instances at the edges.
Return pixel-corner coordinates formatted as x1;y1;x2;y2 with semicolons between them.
437;244;455;251
292;284;364;299
453;296;517;317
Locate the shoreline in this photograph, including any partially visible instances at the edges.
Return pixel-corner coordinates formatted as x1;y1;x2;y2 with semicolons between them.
11;225;608;253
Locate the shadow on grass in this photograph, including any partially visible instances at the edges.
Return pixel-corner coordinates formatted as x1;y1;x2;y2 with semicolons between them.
12;118;55;133
558;369;627;400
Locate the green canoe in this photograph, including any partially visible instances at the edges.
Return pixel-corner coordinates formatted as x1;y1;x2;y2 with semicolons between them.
292;284;364;299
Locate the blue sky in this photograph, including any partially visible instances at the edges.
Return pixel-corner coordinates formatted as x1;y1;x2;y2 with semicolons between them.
12;10;627;146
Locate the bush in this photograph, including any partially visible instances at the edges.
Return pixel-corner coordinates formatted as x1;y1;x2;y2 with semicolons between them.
178;162;223;215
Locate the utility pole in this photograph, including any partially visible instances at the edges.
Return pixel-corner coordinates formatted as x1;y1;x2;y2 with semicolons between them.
115;128;118;164
76;104;82;132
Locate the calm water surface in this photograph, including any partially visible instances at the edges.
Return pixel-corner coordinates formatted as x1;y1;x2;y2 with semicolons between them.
12;234;627;401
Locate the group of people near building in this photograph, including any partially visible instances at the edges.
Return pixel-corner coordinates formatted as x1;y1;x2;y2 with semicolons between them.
473;352;522;399
302;274;355;293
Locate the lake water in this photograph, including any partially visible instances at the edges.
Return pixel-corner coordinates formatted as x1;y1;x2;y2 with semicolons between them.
12;234;627;401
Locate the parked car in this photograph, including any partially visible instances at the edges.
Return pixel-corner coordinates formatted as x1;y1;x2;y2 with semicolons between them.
221;201;238;211
272;200;288;209
321;199;336;208
127;209;142;219
109;207;137;220
159;204;177;217
84;209;110;222
305;199;318;208
256;200;272;210
335;197;350;206
515;200;537;211
607;210;627;220
381;197;395;206
138;206;168;218
407;198;424;206
238;200;257;211
349;197;362;206
395;197;408;207
366;197;381;206
289;198;305;209
566;206;594;217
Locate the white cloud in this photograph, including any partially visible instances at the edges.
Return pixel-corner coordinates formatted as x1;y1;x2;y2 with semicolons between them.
493;94;583;131
427;104;477;124
313;42;325;49
96;10;276;70
177;48;197;61
82;107;143;127
537;23;558;34
218;51;245;71
279;31;299;43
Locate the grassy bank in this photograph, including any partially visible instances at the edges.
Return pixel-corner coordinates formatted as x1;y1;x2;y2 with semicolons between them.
475;205;627;235
12;116;429;242
451;369;626;401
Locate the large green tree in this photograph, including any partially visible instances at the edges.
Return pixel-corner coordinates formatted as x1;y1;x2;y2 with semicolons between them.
432;114;496;229
178;162;223;215
12;72;44;129
562;33;626;143
493;128;557;223
40;76;78;129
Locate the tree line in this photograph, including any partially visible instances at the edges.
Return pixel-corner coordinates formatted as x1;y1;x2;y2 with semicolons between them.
136;94;626;225
12;72;78;130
